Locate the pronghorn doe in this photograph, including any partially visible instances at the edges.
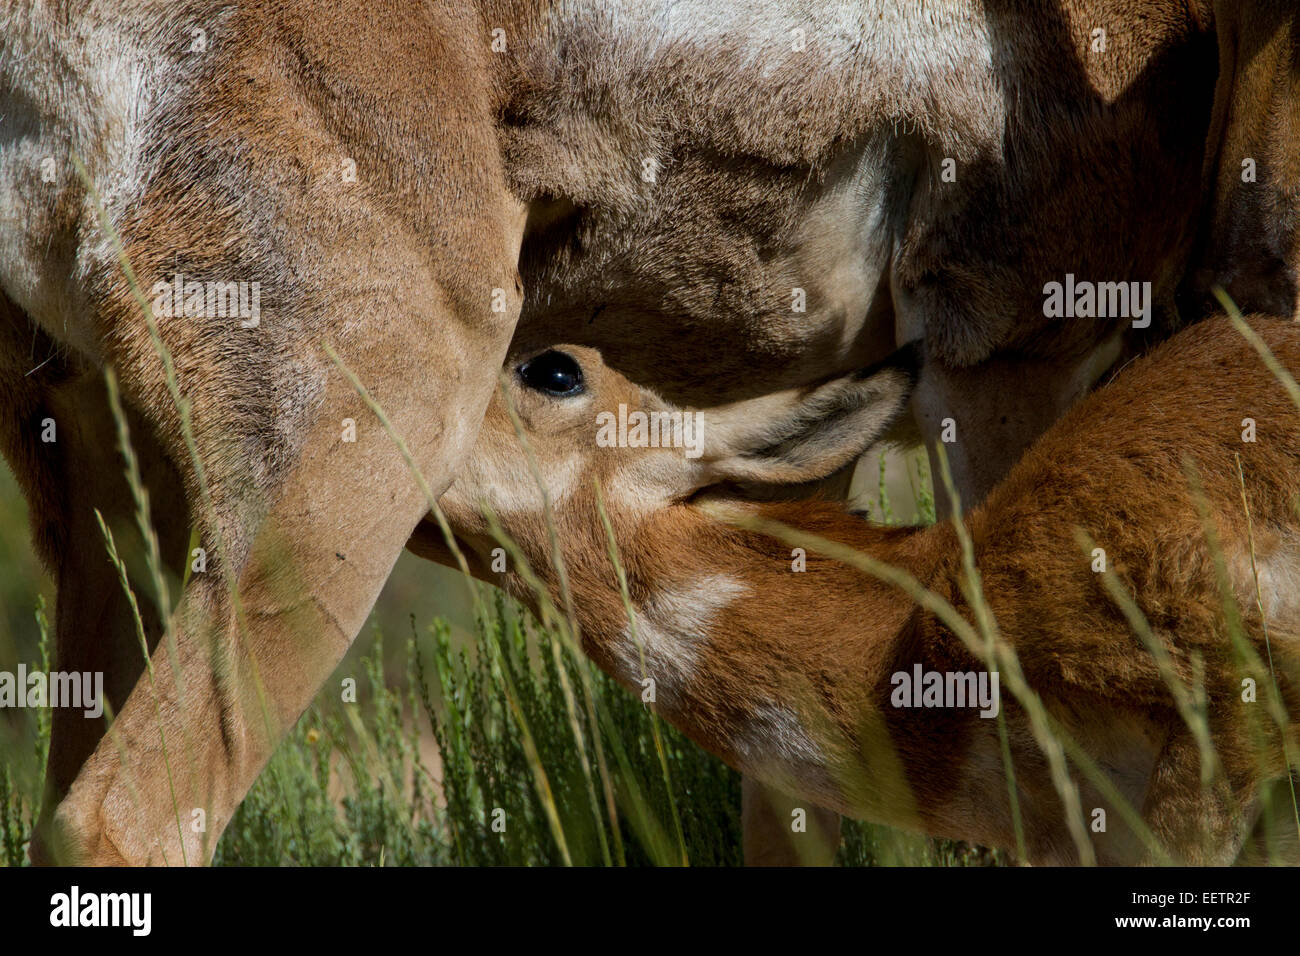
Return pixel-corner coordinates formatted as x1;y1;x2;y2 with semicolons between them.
416;316;1300;865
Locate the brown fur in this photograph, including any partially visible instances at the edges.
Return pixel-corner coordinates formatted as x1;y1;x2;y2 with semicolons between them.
6;0;527;865
0;0;1295;864
439;317;1300;864
1185;0;1300;320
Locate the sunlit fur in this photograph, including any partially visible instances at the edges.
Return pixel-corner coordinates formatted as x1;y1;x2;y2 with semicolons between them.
438;317;1300;865
2;0;1295;864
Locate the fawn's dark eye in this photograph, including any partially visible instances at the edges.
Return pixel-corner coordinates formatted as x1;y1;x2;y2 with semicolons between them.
517;350;585;397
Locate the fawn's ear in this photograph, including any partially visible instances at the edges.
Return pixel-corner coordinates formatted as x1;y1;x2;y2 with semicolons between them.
696;342;921;486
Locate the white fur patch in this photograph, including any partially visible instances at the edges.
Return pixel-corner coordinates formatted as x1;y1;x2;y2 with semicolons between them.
0;5;217;357
732;701;833;800
1235;534;1300;633
444;442;586;526
612;573;748;701
791;145;897;356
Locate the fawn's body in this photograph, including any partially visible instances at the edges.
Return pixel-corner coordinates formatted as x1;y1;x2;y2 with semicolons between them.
9;0;1296;865
423;316;1300;864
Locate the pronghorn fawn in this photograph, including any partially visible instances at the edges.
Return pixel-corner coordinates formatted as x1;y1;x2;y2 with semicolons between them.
415;315;1300;865
10;0;1292;865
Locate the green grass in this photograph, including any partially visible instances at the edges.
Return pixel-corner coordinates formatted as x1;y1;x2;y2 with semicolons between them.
189;595;821;865
0;453;1000;865
0;598;51;869
215;580;997;867
3;162;1291;867
0;159;1011;866
6;423;1289;866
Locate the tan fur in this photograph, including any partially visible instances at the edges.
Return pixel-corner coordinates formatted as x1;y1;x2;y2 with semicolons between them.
4;0;527;865
1186;1;1300;320
0;0;1294;864
437;317;1300;865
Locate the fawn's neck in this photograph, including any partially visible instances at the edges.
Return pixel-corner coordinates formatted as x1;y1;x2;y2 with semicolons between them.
528;498;1010;840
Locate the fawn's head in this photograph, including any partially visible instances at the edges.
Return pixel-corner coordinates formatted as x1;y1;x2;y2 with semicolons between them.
422;342;922;789
434;342;921;587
